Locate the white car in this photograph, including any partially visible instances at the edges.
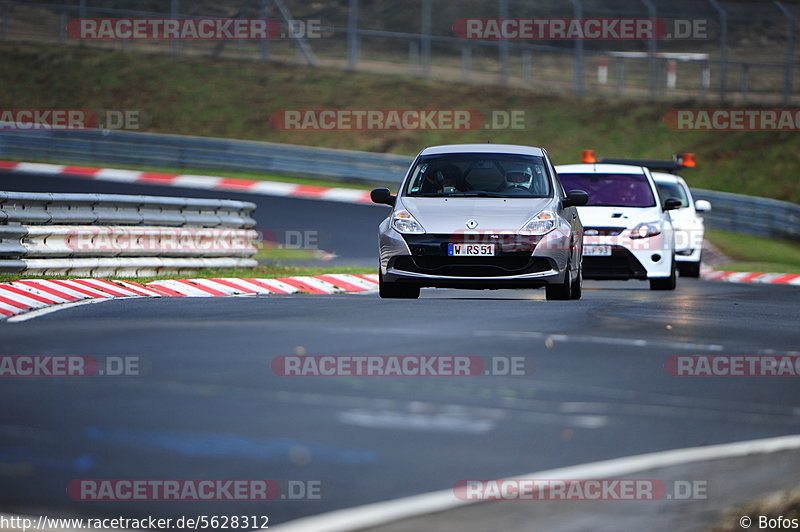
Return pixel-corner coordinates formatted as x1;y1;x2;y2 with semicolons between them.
555;163;682;290
652;173;711;278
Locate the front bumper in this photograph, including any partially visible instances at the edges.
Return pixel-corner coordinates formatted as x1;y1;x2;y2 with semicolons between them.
673;227;704;264
582;233;673;280
379;228;570;288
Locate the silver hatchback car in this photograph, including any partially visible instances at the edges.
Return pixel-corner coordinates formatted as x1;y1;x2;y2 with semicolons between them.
371;144;588;300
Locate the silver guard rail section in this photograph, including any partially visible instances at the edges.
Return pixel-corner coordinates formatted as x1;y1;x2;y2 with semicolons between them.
0;191;259;276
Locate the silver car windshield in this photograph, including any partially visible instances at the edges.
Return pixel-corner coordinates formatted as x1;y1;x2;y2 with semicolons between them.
404;154;552;198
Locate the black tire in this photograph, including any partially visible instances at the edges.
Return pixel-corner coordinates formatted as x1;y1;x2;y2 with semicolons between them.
650;260;677;290
546;265;572;300
678;260;701;278
379;270;420;299
570;267;582;300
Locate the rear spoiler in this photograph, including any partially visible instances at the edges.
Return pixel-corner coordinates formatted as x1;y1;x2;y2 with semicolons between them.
581;150;695;174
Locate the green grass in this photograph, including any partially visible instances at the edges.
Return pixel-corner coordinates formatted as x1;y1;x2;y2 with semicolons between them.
1;42;799;202
706;229;800;273
0;265;374;285
255;246;326;261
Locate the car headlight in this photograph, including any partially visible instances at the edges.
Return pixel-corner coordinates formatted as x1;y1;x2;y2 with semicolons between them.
392;209;426;234
520;210;556;236
630;221;662;239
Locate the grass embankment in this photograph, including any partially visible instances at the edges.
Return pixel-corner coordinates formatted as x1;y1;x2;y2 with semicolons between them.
706;230;800;274
1;42;799;201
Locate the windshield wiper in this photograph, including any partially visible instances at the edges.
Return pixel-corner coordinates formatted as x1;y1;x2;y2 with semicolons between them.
448;192;508;197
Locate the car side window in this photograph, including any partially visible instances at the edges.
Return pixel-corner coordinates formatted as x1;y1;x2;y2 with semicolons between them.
545;155;566;198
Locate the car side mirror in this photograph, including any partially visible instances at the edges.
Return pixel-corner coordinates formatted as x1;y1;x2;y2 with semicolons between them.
562;189;589;207
663;198;682;211
694;199;711;212
370;188;396;206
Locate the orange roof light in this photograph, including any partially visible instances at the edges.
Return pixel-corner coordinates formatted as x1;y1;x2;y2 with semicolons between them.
678;153;696;168
582;149;596;163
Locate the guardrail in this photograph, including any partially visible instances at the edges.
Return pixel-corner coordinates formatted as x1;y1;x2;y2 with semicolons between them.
1;129;798;241
0;129;411;185
692;188;800;241
0;191;259;276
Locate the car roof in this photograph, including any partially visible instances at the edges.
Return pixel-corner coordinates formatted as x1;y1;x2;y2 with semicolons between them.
651;172;687;186
419;144;545;156
554;163;648;175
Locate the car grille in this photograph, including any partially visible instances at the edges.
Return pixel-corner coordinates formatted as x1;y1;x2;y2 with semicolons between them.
583;226;625;237
582;246;647;280
395;234;553;277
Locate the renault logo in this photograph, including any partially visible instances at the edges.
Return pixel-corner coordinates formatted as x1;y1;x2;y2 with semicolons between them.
465;219;478;229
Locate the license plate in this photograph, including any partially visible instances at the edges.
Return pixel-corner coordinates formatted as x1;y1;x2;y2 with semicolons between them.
448;243;495;256
583;245;612;257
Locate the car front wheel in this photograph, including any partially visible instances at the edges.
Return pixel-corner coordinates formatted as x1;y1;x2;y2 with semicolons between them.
678;258;701;278
546;265;573;301
570;267;582;300
650;259;677;290
378;269;420;299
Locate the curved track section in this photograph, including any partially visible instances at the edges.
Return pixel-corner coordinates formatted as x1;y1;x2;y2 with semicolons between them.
1;171;799;526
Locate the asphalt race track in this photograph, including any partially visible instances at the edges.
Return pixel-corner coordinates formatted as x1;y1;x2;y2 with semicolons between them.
1;172;799;526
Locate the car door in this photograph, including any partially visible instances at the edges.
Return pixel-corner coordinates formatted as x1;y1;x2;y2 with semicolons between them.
546;152;583;268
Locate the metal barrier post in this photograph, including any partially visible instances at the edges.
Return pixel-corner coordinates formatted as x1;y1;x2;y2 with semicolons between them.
570;0;584;98
499;0;509;86
522;50;531;84
641;0;657;100
741;64;749;101
421;0;432;78
260;0;269;61
409;41;420;75
170;0;179;57
347;0;359;70
775;1;795;104
462;44;472;81
709;0;728;103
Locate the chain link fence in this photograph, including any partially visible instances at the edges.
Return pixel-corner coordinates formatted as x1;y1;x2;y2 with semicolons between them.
1;0;797;103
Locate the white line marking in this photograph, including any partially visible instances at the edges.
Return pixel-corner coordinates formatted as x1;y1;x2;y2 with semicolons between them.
270;434;800;532
95;168;143;182
6;298;117;322
173;175;222;188
15;162;65;174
